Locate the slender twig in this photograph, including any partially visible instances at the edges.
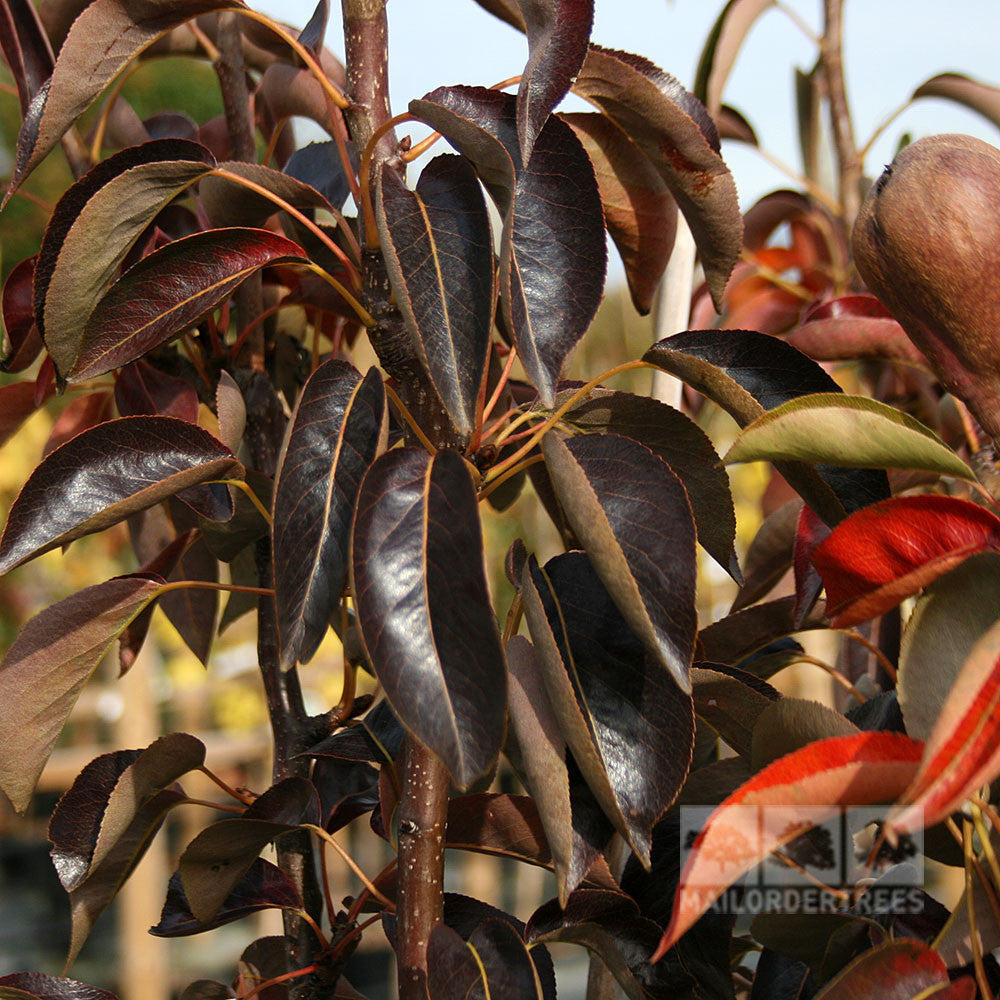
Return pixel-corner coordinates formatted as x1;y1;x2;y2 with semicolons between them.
480;347;518;429
296;909;330;950
304;262;376;327
242;964;320;1000
198;765;257;805
775;1;820;43
751;145;842;215
262;116;292;166
187;19;221;60
384;382;438;456
479;454;545;503
972;800;1000;901
347;859;397;923
90;65;140;161
820;0;862;234
183;797;246;815
859;98;914;159
478;405;522;447
962;818;997;1000
156;579;274;597
210;167;362;288
789;655;866;703
303;825;395;909
839;628;898;684
359;112;416;248
483;360;654;483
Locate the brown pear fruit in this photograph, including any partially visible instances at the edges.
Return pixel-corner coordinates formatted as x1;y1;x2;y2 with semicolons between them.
852;133;1000;441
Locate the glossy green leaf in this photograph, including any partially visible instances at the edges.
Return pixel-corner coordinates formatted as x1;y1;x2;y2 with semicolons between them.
71;229;308;381
725;393;974;480
541;432;697;689
273;361;386;669
0;576;164;812
376;155;493;440
0;416;243;575
351;448;506;790
643;330;892;524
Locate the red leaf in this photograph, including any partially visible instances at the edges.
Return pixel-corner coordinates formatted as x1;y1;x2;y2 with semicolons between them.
653;731;923;959
811;496;1000;627
810;939;952;999
891;617;1000;835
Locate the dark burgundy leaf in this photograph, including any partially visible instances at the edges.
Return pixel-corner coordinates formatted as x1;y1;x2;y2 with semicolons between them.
516;0;594;163
198;161;334;229
562;111;677;315
620;810;737;999
750;950;817;1000
698;596;828;668
297;0;328;56
236;937;291;1000
0;416;243;575
558;387;739;579
376;155;493;440
692;664;778;759
574;45;741;310
284;141;351;211
427;924;482;1000
179;777;319;923
2;256;42;372
114;360;199;423
158;529;219;665
0;972;118;1000
49;733;204;892
470;0;524;30
150;859;302;937
467;918;543;999
142;111;198;142
0;0;53;116
0;576;165;812
65;786;185;965
643;330;891;523
305;699;404;764
33;140;217;378
273;361;386;668
0;380;50;451
521;551;694;866
731;499;801;612
42;391;114;458
411;86;606;406
310;757;379;832
197;469;272;562
542;432;698;689
505;635;602;901
527;889;673;1000
5;0;238;196
72;228;307;380
351;448;507;790
119;529;197;675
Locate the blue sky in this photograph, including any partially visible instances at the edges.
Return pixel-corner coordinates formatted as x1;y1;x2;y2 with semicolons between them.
259;0;1000;212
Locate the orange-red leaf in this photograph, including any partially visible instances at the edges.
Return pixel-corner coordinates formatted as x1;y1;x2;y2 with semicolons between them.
653;731;923;960
811;496;1000;627
890;618;1000;835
